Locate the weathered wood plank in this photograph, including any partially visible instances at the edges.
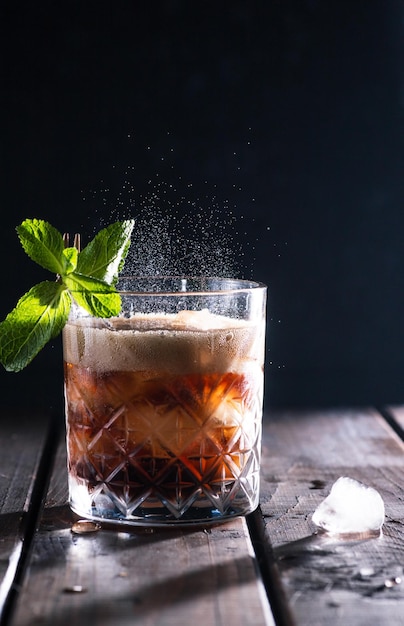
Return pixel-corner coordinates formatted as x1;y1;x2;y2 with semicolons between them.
0;411;55;619
10;439;274;626
258;408;404;626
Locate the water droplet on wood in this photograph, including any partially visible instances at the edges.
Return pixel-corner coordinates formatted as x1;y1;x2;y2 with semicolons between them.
358;567;375;578
63;585;87;593
310;479;326;490
385;577;402;588
71;520;101;534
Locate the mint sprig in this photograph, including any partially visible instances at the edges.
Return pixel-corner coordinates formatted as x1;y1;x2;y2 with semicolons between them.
0;218;134;372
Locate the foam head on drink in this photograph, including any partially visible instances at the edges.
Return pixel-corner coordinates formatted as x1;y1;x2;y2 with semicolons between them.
63;308;265;524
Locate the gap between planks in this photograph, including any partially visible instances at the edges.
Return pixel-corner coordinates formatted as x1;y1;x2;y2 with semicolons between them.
0;412;62;626
377;405;404;442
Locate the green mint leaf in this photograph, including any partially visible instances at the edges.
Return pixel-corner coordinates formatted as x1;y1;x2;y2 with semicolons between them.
0;217;135;371
64;272;121;317
17;219;67;275
62;246;78;274
0;281;71;372
76;219;134;285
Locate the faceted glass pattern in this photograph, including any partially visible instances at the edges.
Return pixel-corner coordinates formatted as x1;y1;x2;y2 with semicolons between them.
66;369;263;525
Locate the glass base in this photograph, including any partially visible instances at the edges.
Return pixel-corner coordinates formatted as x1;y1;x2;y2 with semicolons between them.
68;479;259;527
69;503;250;528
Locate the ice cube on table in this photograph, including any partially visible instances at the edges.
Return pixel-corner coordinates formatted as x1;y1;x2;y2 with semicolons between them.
312;476;385;535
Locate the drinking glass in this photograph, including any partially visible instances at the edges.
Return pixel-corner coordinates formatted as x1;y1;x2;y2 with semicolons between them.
62;276;267;526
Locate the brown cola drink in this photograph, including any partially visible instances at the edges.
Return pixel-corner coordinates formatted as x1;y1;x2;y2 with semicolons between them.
63;279;266;525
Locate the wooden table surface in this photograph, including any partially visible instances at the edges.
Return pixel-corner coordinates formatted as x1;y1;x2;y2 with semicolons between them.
1;406;404;626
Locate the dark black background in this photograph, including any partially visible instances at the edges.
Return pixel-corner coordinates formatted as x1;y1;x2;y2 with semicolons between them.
1;1;403;413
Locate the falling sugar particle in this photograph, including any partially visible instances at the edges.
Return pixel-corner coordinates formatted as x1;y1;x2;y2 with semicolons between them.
124;202;243;278
71;520;101;534
82;141;274;279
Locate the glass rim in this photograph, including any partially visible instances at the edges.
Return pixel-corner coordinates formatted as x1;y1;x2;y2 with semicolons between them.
116;275;267;296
